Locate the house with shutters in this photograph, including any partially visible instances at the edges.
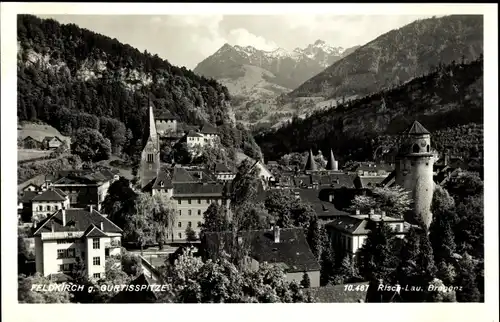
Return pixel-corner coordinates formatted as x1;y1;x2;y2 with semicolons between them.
32;207;123;280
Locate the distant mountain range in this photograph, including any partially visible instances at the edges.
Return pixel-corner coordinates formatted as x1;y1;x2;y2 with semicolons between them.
193;41;360;122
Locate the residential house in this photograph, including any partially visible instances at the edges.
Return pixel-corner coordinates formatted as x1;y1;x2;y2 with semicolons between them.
350;162;394;177
22;136;43;149
202;226;321;287
32;208;123;280
199;123;219;146
46;169;119;210
212;163;236;181
155;110;179;136
325;209;408;261
42;136;65;150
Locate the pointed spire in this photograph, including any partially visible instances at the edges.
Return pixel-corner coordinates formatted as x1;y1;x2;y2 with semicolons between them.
305;149;318;172
148;104;159;150
326;149;338;171
404;121;430;135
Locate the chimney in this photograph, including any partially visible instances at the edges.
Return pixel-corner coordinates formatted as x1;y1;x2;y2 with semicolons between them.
273;225;280;243
62;209;66;226
100;221;104;231
381;211;386;220
355;209;360;216
89;205;93;213
51;222;55;232
328;194;334;202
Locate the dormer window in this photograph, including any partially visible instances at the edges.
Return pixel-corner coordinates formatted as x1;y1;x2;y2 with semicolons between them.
159;181;164;187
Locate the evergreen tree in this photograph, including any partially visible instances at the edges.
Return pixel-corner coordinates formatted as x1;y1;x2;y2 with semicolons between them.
306;216;323;260
319;232;336;286
358;221;398;282
455;253;481;302
395;226;421;301
300;272;311;289
414;227;437;301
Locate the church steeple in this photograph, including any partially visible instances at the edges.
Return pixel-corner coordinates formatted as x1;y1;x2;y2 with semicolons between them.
304;149;318;172
148;103;159;152
326;149;338;171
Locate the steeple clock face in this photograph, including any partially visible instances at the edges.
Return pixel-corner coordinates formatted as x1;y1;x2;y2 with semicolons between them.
419;140;427;148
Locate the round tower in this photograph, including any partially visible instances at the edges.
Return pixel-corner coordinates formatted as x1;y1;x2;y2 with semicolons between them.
394;121;438;229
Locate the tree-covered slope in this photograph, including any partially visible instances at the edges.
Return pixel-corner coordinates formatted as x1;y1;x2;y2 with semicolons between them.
17;14;262;161
255;56;483;163
288;15;483;100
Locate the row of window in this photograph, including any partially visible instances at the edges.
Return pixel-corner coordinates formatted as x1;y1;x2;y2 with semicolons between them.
177;198;219;205
177;221;202;228
37;205;60;212
59;263;74;272
178;209;203;216
57;239;77;244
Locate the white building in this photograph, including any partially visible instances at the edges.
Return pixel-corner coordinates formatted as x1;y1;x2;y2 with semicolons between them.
30;188;70;223
325;209;408;260
32;208;123;280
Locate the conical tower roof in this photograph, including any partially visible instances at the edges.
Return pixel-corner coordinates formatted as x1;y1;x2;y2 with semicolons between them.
326;149;336;170
403;121;430;135
304;149;318;171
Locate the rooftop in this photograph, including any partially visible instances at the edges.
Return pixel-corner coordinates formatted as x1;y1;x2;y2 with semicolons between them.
31;188;67;202
403;121;431;135
203;227;321;273
33;209;123;237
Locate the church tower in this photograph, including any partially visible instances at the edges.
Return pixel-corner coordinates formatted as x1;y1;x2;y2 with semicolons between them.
326;149;339;171
140;105;161;189
394;121;438;229
304;149;318;174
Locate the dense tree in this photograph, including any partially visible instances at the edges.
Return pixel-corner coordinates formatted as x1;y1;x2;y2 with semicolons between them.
349;186;412;219
455;253;481;302
319;230;336;286
454;194;484;258
157;248;315;303
358;221;399;283
185;226;197;242
18;273;73;303
445;170;483;200
264;189;317;229
306;216;323;260
101;177;137;229
200;203;231;234
71;127;112;162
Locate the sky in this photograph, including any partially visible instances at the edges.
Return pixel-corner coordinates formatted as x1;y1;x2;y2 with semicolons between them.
41;14;435;70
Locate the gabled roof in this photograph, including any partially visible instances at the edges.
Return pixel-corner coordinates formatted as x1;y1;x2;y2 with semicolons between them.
152;169;173;190
23;136;41;142
403;121;430;135
33;209;123;236
110;273;158;303
304;150;318;172
173;182;224;197
82;224;108;238
204;228;320;273
20;191;39;203
214;163;232;173
31;189;66;202
186;130;204;138
156;110;179;121
171;167;195;183
199;123;218;135
292;188;350;218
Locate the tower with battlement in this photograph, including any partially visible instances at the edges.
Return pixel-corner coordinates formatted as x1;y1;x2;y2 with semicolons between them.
140;105;161;189
394;121;438;229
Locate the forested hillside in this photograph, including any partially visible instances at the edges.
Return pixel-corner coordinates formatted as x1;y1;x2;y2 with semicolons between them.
17;14;262;162
288;15;483;100
255;56;483;163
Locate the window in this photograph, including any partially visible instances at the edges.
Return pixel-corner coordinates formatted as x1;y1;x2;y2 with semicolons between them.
178;199;181;205
188;199;192;205
47;205;51;211
82;251;86;259
93;257;101;266
57;249;75;259
178;222;182;228
197;210;201;216
178;210;182;216
198;199;201;204
93;273;101;279
188;222;192;228
59;264;64;272
426;145;430;152
197;222;201;227
147;154;154;163
93;238;100;249
178;233;182;239
412;144;419;153
206;199;210;204
54;205;59;210
426;162;429;166
38;206;43;211
105;249;110;257
188;210;192;216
